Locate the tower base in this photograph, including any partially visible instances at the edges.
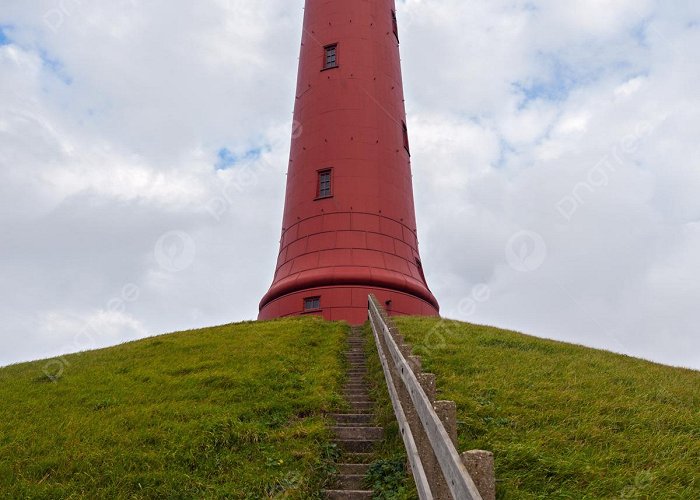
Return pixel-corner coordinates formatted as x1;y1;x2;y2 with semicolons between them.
258;286;439;325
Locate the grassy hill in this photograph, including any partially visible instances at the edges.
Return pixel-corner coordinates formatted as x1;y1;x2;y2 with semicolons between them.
0;318;347;499
1;316;698;499
384;317;700;499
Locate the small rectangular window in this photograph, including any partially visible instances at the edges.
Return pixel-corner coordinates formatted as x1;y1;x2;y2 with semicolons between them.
304;296;321;311
324;44;338;69
318;169;332;198
402;121;410;154
392;10;399;42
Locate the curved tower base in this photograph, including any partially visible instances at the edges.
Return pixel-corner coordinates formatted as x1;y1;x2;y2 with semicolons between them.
259;286;439;325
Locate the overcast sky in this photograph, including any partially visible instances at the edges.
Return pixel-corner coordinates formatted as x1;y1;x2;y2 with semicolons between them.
1;0;698;370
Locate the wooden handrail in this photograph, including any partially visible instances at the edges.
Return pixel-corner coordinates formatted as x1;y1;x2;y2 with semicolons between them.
368;295;483;500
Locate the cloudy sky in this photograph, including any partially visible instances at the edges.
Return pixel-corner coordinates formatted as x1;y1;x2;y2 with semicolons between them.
1;0;698;370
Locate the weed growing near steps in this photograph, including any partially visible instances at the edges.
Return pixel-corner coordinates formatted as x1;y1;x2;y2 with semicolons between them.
394;316;700;499
0;317;347;498
364;458;413;499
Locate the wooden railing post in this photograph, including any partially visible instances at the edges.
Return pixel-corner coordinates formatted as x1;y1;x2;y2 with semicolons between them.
461;451;496;500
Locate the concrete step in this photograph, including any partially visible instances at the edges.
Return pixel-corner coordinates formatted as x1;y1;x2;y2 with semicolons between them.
344;385;368;391
333;474;366;490
348;399;372;405
346;378;368;383
338;463;370;475
346;384;367;389
342;452;374;464
347;399;372;406
349;402;373;412
323;490;372;499
332;426;384;440
343;392;369;397
325;329;379;498
330;413;373;425
333;439;376;453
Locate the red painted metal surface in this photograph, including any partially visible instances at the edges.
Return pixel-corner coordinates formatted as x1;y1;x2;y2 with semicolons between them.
259;0;439;324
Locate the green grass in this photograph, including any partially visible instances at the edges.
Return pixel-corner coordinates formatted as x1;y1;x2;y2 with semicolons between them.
390;316;700;499
0;317;347;499
4;314;697;499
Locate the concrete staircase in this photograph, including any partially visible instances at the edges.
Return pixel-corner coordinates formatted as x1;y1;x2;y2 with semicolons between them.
323;327;383;499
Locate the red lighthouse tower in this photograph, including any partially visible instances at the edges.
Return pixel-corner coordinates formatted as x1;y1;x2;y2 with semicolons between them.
259;0;439;324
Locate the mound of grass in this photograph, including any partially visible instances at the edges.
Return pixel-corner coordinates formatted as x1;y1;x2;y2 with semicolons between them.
391;317;700;499
0;318;347;498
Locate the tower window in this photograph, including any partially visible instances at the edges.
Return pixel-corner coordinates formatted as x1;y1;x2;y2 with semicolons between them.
324;44;338;69
392;10;399;42
402;121;410;155
317;169;332;198
304;296;321;311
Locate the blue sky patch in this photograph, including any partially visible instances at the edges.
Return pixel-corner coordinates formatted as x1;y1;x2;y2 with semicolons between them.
0;25;12;46
39;50;73;85
514;55;596;107
216;146;268;170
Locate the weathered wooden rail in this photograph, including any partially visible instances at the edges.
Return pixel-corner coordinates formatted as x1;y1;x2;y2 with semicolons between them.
368;295;495;500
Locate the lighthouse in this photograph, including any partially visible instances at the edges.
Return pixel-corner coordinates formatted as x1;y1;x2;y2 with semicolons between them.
259;0;439;324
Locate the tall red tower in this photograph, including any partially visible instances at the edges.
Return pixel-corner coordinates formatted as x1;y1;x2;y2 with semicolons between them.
259;0;439;324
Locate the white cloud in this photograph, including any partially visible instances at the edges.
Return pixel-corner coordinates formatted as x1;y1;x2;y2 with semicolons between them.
0;1;699;370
